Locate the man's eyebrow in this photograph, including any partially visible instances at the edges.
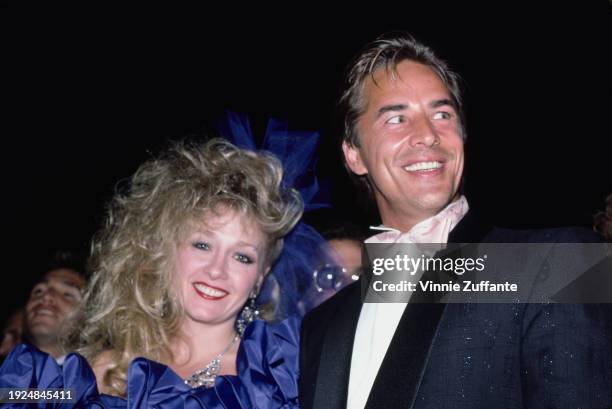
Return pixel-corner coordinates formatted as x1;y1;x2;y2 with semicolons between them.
54;279;83;291
62;281;82;290
430;99;456;109
376;104;408;118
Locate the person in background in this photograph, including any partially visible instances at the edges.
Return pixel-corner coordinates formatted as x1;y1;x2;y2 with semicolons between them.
0;309;24;363
23;251;86;364
310;219;367;306
594;193;612;251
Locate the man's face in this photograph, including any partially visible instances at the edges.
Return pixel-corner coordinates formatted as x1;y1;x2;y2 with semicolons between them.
0;309;24;357
343;60;464;231
328;239;363;274
25;268;84;342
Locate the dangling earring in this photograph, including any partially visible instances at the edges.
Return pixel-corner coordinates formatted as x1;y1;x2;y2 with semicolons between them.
235;292;260;336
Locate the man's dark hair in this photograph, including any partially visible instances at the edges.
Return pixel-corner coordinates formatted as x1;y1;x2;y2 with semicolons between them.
46;250;85;275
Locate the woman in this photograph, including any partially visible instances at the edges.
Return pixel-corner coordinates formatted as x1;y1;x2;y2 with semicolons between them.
1;139;303;407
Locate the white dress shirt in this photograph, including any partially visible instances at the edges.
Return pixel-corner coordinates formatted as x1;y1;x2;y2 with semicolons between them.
346;197;469;409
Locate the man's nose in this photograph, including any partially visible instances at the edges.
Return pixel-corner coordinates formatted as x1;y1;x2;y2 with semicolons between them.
41;288;57;304
409;115;440;147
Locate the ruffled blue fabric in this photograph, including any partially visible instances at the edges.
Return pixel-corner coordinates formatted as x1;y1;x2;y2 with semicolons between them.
237;317;299;408
217;111;333;319
0;318;300;408
0;344;99;408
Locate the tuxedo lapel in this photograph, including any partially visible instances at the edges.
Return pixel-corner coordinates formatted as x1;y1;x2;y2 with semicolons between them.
312;282;363;409
307;210;492;409
448;208;492;244
364;303;446;409
364;210;490;408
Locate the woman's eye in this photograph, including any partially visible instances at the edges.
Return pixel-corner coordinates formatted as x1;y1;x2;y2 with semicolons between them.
386;115;403;124
433;111;451;120
234;253;253;264
193;242;210;251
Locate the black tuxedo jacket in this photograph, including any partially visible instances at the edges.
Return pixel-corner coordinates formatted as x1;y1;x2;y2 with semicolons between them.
299;211;612;409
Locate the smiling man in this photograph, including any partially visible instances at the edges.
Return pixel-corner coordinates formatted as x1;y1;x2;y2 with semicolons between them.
342;59;464;232
299;33;612;409
24;254;85;363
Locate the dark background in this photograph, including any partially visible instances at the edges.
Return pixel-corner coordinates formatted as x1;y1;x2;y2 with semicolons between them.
2;4;611;323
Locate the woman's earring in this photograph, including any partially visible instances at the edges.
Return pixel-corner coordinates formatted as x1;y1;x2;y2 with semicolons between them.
235;293;260;336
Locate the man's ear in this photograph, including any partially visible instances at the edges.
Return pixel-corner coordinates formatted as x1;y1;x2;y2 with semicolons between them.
342;140;368;175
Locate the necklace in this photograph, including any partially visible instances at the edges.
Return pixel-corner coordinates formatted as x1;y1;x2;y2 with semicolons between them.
184;333;240;388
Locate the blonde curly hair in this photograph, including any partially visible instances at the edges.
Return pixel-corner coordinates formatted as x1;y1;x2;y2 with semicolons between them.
63;139;303;396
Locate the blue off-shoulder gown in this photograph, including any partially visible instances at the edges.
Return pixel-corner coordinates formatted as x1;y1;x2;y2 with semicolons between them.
0;318;300;408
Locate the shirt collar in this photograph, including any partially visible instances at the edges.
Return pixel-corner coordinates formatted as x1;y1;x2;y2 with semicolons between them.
366;196;469;244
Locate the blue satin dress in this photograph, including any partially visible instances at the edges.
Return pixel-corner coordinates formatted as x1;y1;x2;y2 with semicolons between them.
0;318;300;408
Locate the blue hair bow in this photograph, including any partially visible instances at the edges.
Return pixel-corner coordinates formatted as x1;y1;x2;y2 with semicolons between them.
217;110;330;212
217;110;332;320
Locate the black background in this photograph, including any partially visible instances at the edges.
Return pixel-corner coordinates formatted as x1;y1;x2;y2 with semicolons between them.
2;3;611;323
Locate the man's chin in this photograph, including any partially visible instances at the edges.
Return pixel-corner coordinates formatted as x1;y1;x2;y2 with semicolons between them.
412;192;456;212
28;324;60;339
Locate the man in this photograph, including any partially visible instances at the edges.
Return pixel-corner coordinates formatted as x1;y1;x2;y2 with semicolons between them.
23;253;86;363
594;193;611;249
299;33;612;408
0;309;24;363
310;219;366;306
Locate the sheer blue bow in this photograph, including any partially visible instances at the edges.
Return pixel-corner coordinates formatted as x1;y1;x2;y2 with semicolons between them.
217;111;332;319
